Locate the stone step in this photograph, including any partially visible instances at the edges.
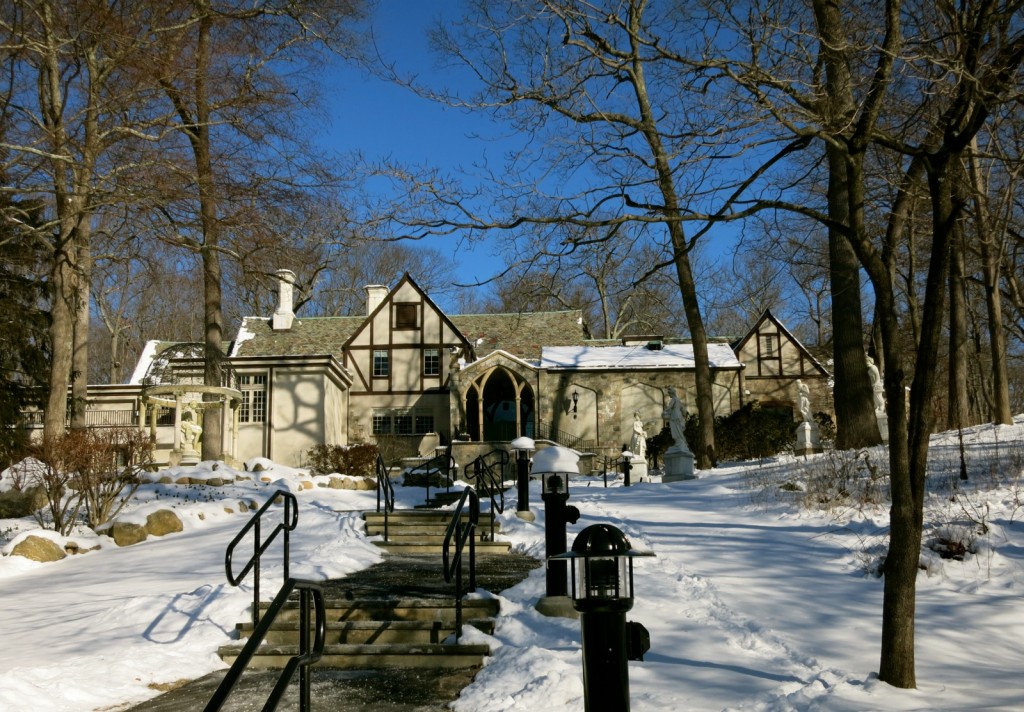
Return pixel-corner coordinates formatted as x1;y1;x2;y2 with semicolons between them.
363;510;496;526
239;618;494;646
373;540;511;555
363;521;503;536
217;642;492;670
261;597;500;624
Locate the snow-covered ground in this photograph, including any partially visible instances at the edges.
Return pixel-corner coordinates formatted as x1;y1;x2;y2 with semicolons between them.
2;418;1022;712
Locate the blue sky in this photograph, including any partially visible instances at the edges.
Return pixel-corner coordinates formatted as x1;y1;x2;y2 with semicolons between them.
318;2;512;296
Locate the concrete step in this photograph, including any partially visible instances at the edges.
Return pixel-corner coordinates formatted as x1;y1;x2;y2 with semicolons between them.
364;520;503;536
217;642;492;670
239;618;494;646
262;597;500;624
371;542;512;556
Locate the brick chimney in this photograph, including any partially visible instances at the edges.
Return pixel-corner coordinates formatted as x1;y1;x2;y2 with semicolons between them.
272;269;296;331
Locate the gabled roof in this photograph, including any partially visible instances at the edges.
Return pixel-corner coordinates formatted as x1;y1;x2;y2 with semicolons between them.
541;342;741;371
733;308;831;376
230;315;363;358
452;310;590;362
343;273;469;351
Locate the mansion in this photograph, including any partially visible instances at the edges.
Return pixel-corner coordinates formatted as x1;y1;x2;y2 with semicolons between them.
76;271;832;469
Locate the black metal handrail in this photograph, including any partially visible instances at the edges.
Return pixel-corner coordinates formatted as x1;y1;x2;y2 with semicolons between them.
535;421;596;452
375;453;395;540
466;452;508;542
405;443;454;506
204;577;326;712
442;486;479;641
225;489;298;627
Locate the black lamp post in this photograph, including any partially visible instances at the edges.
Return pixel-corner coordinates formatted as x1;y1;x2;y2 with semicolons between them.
620;447;633;487
553;524;654;712
510;436;535;521
532;446;582;617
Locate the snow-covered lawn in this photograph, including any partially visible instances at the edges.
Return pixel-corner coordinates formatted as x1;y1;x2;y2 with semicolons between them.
2;419;1022;711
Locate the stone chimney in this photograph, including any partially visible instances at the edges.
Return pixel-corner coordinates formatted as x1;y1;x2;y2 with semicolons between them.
365;284;389;316
272;269;296;331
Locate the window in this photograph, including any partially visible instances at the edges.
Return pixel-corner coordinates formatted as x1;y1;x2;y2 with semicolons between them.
423;348;440;377
372;411;392;435
394;411;413;435
415;412;435;434
763;334;776;357
373;350;389;377
239;374;267;423
395;303;418;329
372;408;434;436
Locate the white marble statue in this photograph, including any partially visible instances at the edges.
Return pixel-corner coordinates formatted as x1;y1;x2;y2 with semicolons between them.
797;379;811;423
867;356;885;413
630;412;647;458
663;386;689;452
181;405;202;451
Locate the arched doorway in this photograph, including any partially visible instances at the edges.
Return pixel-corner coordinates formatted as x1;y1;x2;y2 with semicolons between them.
464;367;535;442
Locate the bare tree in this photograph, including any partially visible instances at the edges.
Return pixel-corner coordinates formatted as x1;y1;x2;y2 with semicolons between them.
135;0;366;459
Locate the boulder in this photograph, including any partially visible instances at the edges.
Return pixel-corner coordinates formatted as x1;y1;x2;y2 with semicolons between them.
145;509;183;537
0;485;48;518
110;521;148;547
10;535;66;562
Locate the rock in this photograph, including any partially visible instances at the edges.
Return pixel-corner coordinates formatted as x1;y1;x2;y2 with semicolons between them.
110;521;148;547
355;477;376;491
10;535;66;562
145;509;183;537
224;507;234;514
328;477;346;489
158;476;174;484
64;540;101;555
0;485;48;518
206;478;224;487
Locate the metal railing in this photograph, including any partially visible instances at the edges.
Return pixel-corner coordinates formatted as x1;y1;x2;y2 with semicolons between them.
375;453;395;541
204;577;325;712
465;450;509;542
535;421;596;452
405;444;455;506
442;486;479;641
225;489;298;627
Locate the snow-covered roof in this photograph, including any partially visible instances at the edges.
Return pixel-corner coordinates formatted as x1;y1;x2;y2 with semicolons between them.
540;342;741;370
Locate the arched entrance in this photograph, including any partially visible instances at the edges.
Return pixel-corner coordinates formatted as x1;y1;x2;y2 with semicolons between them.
464;367;535;442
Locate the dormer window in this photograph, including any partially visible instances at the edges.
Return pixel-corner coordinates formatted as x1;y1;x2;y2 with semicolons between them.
395;303;418;329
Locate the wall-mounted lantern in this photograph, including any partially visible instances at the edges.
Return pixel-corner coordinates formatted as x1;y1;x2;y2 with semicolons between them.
571;389;579;415
553;523;654;712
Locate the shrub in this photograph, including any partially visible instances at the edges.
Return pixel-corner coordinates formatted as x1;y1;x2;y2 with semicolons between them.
306;442;378;478
14;428;153;534
713;402;794;461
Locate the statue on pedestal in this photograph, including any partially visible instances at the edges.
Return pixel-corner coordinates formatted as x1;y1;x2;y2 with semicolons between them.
663;386;689;452
867;356;886;414
630;412;648;459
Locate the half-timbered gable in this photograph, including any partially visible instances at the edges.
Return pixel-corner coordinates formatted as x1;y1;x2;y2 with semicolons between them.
733;309;832;417
342;274;472;444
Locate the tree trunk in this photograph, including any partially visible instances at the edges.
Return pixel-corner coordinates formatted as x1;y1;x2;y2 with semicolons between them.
966;142;1013;425
43;242;75;440
947;217;970;430
71;223;91;429
812;0;882;449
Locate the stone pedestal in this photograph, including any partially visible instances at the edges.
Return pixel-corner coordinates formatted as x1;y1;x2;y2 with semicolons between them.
662;447;696;482
535;595;578;619
876;413;889;443
794;421;822;456
631;458;649;483
179;447;200;466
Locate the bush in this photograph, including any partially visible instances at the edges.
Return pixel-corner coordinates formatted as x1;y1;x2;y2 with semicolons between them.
13;427;152;534
700;402;794;462
306;442;378;478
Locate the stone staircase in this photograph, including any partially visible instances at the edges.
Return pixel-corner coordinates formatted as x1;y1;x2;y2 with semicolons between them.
218;507;535;672
363;509;511;555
